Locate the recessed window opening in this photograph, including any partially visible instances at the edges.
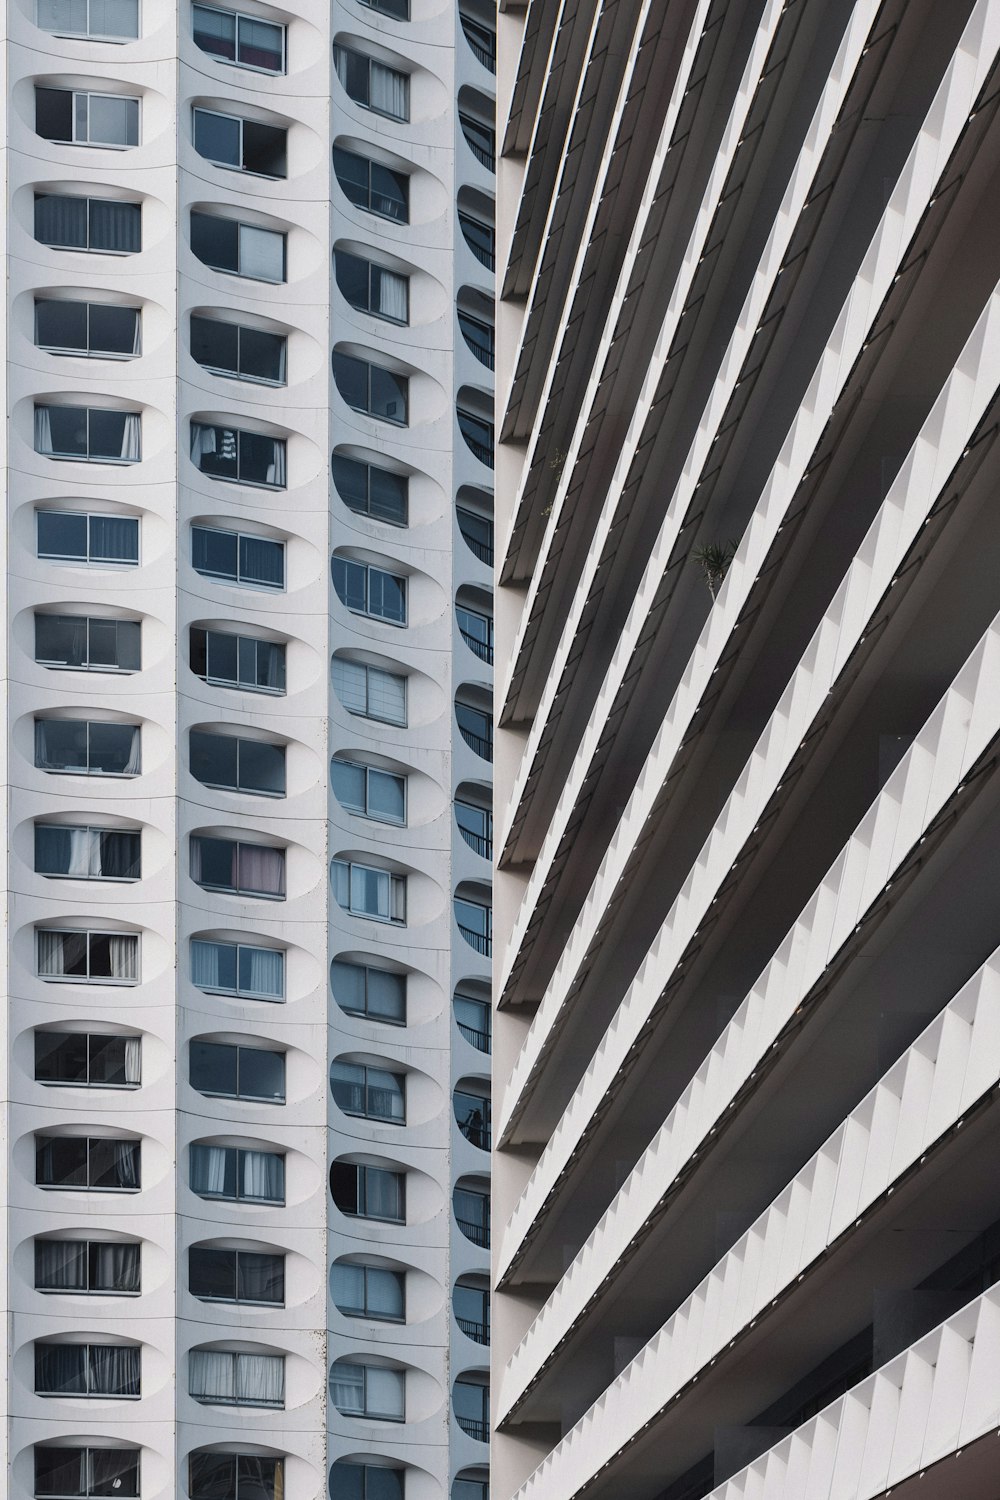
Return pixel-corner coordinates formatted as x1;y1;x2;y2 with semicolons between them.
189;1349;284;1408
191;422;286;486
332;758;406;824
37;0;139;40
460;9;496;70
332;958;406;1024
331;1460;404;1500
190;211;286;282
333;352;408;423
35;1237;141;1294
192;525;284;588
193;108;287;177
35;405;140;462
454;1275;490;1343
189;1245;284;1304
192;938;285;1001
334;147;408;222
333;454;408;524
334;46;409;121
457;406;494;468
333;658;407;725
190;729;286;796
454;1179;489;1246
190;1143;285;1203
331;1160;404;1222
332;1261;405;1321
459;111;495;171
191;315;286;384
189;1454;283;1500
456;699;493;761
191;836;286;898
193;5;286;72
332;858;405;923
456;894;492;957
459;210;495;270
35;1031;140;1087
36;927;139;982
35;614;140;672
35;1342;140;1398
453;1373;489;1441
331;1361;405;1422
190;627;285;693
34;1446;140;1500
331;1061;405;1123
335;250;409;323
36;1133;140;1190
35;298;139;358
35;193;141;253
37;509;138;564
35;718;140;776
333;557;407;624
454;986;491;1052
457;501;494;564
35;823;141;880
454;1080;490;1149
456;602;493;663
455;797;492;859
190;1040;286;1103
35;87;139;148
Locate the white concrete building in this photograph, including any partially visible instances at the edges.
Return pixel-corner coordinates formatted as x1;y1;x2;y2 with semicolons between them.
493;3;1000;1500
1;3;494;1499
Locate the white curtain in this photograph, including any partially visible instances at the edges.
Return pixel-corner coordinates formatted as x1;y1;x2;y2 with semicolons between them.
366;1367;405;1420
246;945;284;999
365;1167;403;1221
191;940;221;989
190;424;216;466
241;1150;283;1202
37;929;66;976
237;1353;284;1406
369;62;408;120
70;828;94;876
113;1141;140;1190
331;1362;365;1413
238;843;285;897
351;864;390;919
119;413;141;461
190;1350;235;1402
91;1241;140;1292
123;1036;141;1084
34;406;53;455
376;269;408;323
109;934;138;981
266;441;286;487
123;726;142;775
89;1343;140;1395
240;224;283;282
191;1144;228;1196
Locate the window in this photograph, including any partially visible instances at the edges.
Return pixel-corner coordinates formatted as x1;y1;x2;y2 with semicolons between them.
191;940;285;1001
190;315;286;384
458;407;494;467
332;859;405;923
334;147;408;222
189;1246;284;1305
454;1086;490;1149
333;353;408;423
35;88;139;147
459;113;495;170
189;1350;284;1408
191;627;285;693
456;896;492;956
456;800;492;858
332;959;406;1024
335;251;409;324
330;1461;404;1500
35;1239;140;1294
359;0;408;18
193;5;286;71
454;1279;490;1344
37;928;139;982
190;730;286;796
34;405;141;462
35;614;140;671
331;1062;405;1123
331;1361;405;1421
456;702;493;760
190;1041;285;1103
333;658;407;725
189;1454;283;1500
37;509;138;564
331;760;406;824
333;455;408;525
458;310;494;370
454;990;491;1052
35;193;140;253
34;1445;139;1498
37;0;139;39
193;108;287;177
35;299;140;358
191;837;286;898
190;1144;285;1203
457;505;493;564
35;1343;140;1398
36;1135;140;1191
331;1161;404;1222
457;605;493;663
459;211;495;270
454;1184;489;1246
35;824;141;880
191;210;286;281
191;422;286;486
34;719;140;776
332;1262;405;1321
35;1032;140;1088
453;1476;488;1500
454;1376;489;1441
334;47;409;121
460;13;496;69
333;558;407;623
192;526;284;588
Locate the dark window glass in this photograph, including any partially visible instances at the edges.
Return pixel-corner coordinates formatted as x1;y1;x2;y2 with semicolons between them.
190;1041;286;1102
35;824;141;880
35;405;140;463
454;1185;490;1246
191;836;286;898
189;1454;283;1500
459;211;495;270
37;510;139;563
35;87;139;147
35;1445;140;1498
456;505;493;564
458;310;494;368
359;0;409;17
35;1238;140;1293
35;614;140;671
457;604;493;663
190;626;285;692
191;938;285;1000
333;353;408;423
334;147;409;223
37;0;139;39
190;729;286;795
35;1341;140;1397
458;408;494;466
189;1246;285;1304
332;455;408;524
332;1262;405;1320
332;959;406;1023
334;46;409;121
460;112;495;169
193;5;285;71
331;1161;405;1222
332;559;407;623
36;299;139;356
191;423;286;485
330;1460;405;1500
190;211;286;281
331;759;406;823
192;526;285;587
36;1135;140;1190
331;1061;405;1123
335;251;409;324
456;702;493;759
35;1031;136;1087
190;315;286;383
34;719;140;776
194;108;287;177
190;1145;285;1203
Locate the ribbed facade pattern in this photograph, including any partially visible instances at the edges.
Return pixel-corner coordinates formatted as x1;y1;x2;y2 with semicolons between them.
1;3;494;1498
493;3;1000;1499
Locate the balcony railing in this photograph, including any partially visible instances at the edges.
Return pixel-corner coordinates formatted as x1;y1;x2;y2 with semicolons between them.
458;724;494;761
459;1117;491;1150
457;512;494;565
459;923;492;957
460;118;496;172
456;1415;489;1443
458;824;492;859
457;1020;491;1053
461;18;496;71
460;430;494;468
457;1315;490;1344
460;626;494;664
457;1216;490;1247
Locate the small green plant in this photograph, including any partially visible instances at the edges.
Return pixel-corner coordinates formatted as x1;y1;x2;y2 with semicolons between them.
691;538;738;598
549;446;568;477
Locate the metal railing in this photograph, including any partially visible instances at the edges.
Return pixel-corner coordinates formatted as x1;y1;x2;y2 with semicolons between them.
457;1216;490;1248
457;515;494;565
457;1315;490;1344
459;1117;491;1150
458;725;494;761
457;1020;491;1052
458;922;492;957
462;22;496;71
460;119;496;172
459;429;494;468
456;1416;489;1443
458;824;492;859
460;626;494;664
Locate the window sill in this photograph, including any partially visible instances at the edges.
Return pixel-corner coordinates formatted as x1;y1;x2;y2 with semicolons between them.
37;1081;140;1090
343;605;407;628
41;454;140;465
202;263;285;286
195;471;286;492
193;884;285;901
343;404;408;427
38;555;139;567
38;664;139;674
199;53;286;77
338;1109;406;1126
198;159;287;182
49;141;137;152
196;365;287;388
191;1397;285;1408
39;769;140;779
201;675;285;696
194;1193;284;1206
35;1391;141;1400
193;1295;285;1307
42;30;134;42
196;1091;286;1105
194;781;286;798
36;1287;141;1295
36;1185;141;1193
340;909;406;925
339;1007;407;1027
38;242;138;257
195;985;284;1003
193;570;285;592
38;347;140;361
39;874;141;883
38;976;139;986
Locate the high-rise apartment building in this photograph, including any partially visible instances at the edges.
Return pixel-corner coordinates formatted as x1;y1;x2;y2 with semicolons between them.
2;3;494;1498
493;3;1000;1500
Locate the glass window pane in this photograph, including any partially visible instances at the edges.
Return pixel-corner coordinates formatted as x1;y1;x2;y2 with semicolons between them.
191;1041;239;1097
191;314;239;372
335;251;372;311
89;513;139;561
35;87;74;142
35;193;87;248
332;353;370;412
88;722;137;774
370;365;408;423
35;1031;89;1083
239;534;284;586
242;121;286;177
88;303;138;354
89;197;141;252
370;163;408;222
238;16;285;71
191;211;239;271
193;4;236;58
239;326;285;382
331;760;367;812
332;455;370;511
239;737;285;793
367;769;405;823
194;109;241;166
190;1245;237;1300
46;405;89;456
192;526;238;578
36;299;88;350
367;967;406;1021
87;94;138;147
239;224;285;281
88;1034;129;1085
37;511;87;559
190;730;239;789
332;1262;366;1315
87;408;129;459
237;1046;285;1102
